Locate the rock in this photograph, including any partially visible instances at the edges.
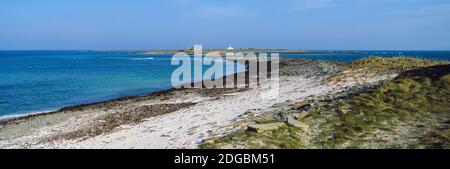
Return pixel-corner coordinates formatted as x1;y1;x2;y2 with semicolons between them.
272;103;289;110
160;134;170;137
339;109;350;114
315;101;328;107
325;95;335;101
247;122;285;133
203;139;215;144
291;101;310;110
254;117;274;123
286;116;309;131
294;111;310;120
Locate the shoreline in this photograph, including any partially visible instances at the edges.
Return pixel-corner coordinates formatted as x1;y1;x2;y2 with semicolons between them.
0;110;58;122
0;87;177;124
2;57;413;149
0;77;248;148
0;56;247;125
0;58;350;148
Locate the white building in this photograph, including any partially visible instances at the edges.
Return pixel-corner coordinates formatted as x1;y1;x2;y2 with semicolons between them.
227;43;234;51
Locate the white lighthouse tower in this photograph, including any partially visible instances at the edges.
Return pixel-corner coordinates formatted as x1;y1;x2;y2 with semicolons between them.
227;43;234;51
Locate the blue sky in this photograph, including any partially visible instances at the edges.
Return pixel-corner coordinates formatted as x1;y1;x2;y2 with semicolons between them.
1;0;449;50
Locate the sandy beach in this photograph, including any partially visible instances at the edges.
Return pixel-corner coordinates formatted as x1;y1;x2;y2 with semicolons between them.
0;58;396;149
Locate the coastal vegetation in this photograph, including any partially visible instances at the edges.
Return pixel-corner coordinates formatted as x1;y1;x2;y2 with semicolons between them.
350;56;448;72
200;57;450;149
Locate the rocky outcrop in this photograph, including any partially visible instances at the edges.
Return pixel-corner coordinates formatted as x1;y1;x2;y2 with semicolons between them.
286;116;309;131
247;122;285;133
280;59;344;78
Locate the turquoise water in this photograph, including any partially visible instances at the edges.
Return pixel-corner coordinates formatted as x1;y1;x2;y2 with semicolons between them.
0;50;449;118
0;51;242;118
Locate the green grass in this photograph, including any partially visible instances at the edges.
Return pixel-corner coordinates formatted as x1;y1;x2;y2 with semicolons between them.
327;57;449;84
351;57;448;71
318;65;450;148
199;126;307;149
200;58;450;149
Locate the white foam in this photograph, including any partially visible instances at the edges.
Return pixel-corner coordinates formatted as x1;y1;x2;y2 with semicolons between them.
130;57;154;60
0;109;57;122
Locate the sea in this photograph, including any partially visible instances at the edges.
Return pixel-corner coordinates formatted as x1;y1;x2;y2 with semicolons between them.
0;50;449;118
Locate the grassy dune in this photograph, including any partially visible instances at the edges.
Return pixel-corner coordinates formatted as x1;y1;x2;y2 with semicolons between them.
201;57;450;149
323;64;450;148
351;57;447;71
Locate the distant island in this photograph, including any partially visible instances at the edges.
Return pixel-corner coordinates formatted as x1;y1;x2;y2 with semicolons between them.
95;48;310;55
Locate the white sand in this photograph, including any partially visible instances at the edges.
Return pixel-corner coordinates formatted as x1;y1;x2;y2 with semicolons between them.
36;77;336;149
0;69;396;149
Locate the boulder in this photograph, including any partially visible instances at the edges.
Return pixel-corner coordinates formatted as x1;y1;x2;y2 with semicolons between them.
203;139;215;144
294;111;310;120
247;122;285;133
286;116;309;131
291;101;310;110
339;108;350;114
272;103;289;109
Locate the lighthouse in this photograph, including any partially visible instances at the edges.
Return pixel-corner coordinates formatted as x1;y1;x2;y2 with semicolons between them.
227;43;234;51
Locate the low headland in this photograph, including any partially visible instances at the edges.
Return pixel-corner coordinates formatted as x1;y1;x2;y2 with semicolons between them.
96;49;313;55
0;57;449;149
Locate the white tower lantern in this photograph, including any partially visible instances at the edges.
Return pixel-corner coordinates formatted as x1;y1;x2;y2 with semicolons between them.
227;43;234;51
